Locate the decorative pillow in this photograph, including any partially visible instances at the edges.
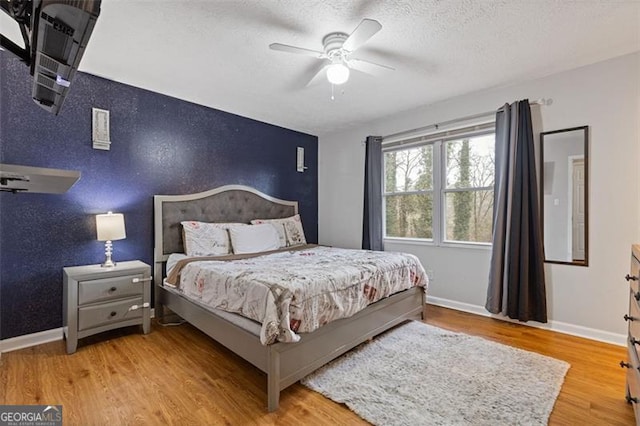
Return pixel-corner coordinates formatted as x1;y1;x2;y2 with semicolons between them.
251;214;307;247
228;224;280;254
181;222;248;256
283;214;307;246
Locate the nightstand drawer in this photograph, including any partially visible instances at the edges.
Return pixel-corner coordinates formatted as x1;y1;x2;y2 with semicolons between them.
78;297;143;331
78;274;144;305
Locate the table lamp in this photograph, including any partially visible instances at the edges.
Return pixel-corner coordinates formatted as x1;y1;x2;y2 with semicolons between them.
96;212;126;267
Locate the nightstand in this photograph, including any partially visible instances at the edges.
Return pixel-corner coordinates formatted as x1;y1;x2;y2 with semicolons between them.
63;260;152;354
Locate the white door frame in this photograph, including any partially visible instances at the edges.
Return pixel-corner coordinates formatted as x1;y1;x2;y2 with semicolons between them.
567;154;584;260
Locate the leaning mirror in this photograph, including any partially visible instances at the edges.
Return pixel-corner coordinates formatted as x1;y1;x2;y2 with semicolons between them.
540;126;589;266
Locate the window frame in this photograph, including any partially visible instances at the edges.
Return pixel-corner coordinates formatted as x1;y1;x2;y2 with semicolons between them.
382;125;495;248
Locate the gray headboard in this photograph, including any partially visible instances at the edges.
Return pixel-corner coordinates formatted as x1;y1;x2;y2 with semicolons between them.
153;185;298;264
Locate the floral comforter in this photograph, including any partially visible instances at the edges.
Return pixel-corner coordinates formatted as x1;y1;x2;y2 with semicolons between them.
169;245;428;345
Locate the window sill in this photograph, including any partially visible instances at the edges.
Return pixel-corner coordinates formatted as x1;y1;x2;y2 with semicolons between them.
384;237;435;247
384;237;491;251
439;241;492;251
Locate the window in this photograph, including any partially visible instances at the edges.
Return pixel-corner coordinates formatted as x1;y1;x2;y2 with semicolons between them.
383;127;495;245
443;135;495;243
384;145;434;239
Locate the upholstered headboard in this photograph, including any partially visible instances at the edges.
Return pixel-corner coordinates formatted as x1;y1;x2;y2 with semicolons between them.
153;185;298;265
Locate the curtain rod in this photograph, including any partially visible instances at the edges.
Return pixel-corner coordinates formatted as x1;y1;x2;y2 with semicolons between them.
382;98;552;141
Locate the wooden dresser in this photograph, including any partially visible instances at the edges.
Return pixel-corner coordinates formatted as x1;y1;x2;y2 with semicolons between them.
623;244;640;424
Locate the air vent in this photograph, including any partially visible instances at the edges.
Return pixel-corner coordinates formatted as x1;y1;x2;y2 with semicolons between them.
36;72;58;91
38;53;63;74
41;18;73;63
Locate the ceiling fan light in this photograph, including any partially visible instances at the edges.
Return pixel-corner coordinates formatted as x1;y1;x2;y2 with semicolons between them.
326;63;350;85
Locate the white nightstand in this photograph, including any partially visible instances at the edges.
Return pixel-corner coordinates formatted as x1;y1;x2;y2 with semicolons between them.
63;260;152;354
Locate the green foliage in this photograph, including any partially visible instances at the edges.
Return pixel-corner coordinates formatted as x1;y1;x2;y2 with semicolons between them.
414;146;433;238
384;151;398;236
453;139;471;240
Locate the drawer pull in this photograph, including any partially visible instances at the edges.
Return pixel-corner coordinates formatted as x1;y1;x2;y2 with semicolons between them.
631;337;640;346
627;274;639;282
634;292;640;302
619;360;640;373
132;277;153;283
108;286;117;293
109;311;117;318
625;314;636;322
627;395;639;404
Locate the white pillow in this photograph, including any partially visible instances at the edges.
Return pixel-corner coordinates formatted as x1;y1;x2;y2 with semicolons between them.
255;222;286;248
229;224;281;254
251;214;307;247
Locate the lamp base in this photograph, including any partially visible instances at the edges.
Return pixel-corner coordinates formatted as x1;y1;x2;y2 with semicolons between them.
101;259;117;268
101;240;117;268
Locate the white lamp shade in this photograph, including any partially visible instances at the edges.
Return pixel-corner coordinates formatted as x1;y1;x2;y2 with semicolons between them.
96;212;126;241
326;63;350;85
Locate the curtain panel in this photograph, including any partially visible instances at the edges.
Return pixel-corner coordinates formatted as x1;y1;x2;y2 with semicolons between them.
486;100;547;323
362;136;384;251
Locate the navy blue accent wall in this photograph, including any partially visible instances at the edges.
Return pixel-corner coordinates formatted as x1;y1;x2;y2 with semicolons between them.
0;53;318;339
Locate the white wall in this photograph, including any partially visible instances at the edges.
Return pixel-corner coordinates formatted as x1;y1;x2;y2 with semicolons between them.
319;52;640;343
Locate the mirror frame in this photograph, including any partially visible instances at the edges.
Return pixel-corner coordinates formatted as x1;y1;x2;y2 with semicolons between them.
539;125;589;266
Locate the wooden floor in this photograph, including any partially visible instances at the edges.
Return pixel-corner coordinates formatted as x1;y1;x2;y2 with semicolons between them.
0;305;635;425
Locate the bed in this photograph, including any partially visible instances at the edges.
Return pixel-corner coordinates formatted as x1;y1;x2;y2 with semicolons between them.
153;184;427;411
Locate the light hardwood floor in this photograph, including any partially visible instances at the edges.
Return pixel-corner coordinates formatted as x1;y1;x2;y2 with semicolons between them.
0;305;634;425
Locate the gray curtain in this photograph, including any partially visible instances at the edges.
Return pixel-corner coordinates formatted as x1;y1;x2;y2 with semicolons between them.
362;136;384;251
486;100;547;322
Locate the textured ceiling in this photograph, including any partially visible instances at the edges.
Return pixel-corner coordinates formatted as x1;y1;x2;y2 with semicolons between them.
78;0;640;136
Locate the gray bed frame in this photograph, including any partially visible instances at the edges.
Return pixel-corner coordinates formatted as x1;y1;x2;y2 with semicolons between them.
153;184;425;411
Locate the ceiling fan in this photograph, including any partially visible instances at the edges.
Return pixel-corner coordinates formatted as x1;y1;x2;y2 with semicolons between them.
269;18;394;87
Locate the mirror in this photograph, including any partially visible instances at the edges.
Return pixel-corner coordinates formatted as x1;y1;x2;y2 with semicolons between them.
540;126;589;266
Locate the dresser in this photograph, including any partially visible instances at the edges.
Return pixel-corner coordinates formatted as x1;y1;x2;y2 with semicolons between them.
63;260;152;354
623;245;640;423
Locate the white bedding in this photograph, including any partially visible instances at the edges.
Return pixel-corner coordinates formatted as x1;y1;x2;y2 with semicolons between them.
168;246;428;345
166;253;188;277
162;283;262;335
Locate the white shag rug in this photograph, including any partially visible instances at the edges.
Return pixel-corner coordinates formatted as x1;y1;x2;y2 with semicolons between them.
301;321;569;426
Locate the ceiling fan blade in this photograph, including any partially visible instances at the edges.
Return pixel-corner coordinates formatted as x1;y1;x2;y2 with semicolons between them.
305;63;329;87
269;43;326;59
348;58;395;76
342;19;382;52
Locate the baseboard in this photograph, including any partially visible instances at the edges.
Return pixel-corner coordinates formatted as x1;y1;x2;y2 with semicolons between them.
2;301;626;353
0;327;64;353
0;308;157;354
426;296;626;347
